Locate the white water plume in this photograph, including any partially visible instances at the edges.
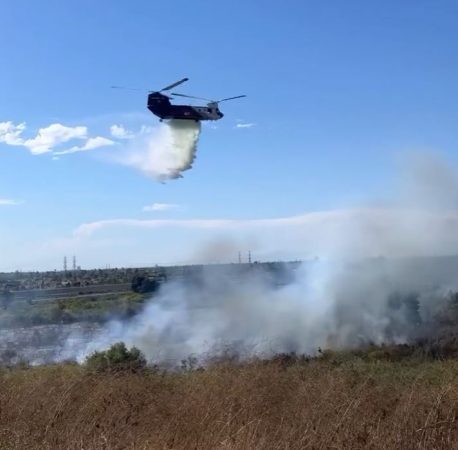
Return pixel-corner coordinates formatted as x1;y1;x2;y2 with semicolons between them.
117;119;201;181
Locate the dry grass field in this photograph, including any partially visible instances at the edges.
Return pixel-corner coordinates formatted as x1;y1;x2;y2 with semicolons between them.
0;351;457;449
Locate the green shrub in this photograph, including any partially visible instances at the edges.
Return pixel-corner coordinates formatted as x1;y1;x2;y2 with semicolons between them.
85;342;147;373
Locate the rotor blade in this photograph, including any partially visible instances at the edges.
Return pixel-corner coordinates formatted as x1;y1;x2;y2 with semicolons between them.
111;86;145;91
171;92;214;102
216;95;247;103
160;78;189;92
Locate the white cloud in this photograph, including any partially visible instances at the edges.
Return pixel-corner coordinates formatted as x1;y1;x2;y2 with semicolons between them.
110;124;134;139
0;121;87;154
0;198;22;206
0;121;114;155
85;136;115;149
142;203;181;212
235;122;255;129
74;209;352;239
0;121;26;145
23;123;88;155
54;136;115;155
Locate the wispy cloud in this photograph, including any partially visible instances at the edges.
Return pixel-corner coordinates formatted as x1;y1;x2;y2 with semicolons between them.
54;136;115;155
72;207;458;260
74;210;351;238
0;198;23;206
142;203;181;212
75;218;239;238
235;122;255;129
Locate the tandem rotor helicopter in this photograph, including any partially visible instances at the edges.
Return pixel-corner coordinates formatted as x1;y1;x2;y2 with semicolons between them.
112;78;246;122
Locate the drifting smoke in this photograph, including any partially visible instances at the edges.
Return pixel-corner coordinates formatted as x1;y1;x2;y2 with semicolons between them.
65;257;456;365
5;153;458;365
116;119;201;181
61;152;458;363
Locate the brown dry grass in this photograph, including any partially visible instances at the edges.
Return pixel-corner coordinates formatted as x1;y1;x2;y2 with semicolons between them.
0;357;458;449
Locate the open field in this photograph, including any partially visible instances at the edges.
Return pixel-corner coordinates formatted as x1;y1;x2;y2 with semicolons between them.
0;292;146;330
12;283;132;302
0;353;457;449
1;260;458;448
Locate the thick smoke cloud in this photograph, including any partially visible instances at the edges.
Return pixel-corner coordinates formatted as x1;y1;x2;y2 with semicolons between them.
67;258;455;365
115;119;201;181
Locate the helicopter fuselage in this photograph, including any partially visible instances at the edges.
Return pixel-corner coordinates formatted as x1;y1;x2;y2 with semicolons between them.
147;92;224;121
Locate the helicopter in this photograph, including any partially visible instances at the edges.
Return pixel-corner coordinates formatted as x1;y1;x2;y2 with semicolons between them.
112;78;246;122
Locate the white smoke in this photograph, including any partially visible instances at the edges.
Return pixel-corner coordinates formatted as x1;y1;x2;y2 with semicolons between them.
59;152;458;364
80;263;342;363
8;152;458;366
115;119;201;181
68;257;453;365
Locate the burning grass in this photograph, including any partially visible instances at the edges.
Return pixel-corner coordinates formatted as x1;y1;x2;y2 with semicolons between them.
0;351;457;449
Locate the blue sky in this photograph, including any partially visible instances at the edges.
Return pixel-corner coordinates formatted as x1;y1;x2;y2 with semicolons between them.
1;1;458;271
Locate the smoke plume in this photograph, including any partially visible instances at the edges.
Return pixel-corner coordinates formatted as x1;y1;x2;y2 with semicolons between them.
116;119;201;181
66;257;455;365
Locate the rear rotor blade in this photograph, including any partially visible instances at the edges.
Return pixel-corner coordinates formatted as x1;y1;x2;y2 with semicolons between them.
171;92;214;102
160;78;189;92
217;95;247;103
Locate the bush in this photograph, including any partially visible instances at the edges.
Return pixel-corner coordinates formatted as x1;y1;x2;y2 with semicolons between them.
85;342;147;373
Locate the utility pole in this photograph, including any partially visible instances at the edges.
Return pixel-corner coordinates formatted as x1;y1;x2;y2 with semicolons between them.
63;256;67;272
72;256;76;271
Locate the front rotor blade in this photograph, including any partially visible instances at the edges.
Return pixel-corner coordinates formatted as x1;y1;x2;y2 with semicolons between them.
171;92;214;102
160;78;189;92
217;95;247;103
